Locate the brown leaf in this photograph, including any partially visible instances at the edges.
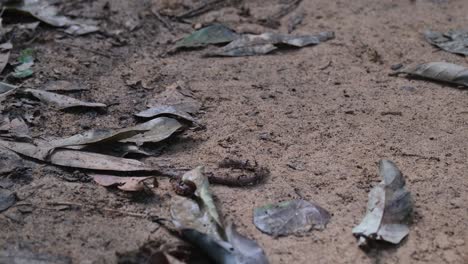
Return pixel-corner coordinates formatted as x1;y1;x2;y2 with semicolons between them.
91;174;156;191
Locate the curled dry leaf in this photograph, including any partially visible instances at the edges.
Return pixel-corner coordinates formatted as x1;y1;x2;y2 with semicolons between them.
175;24;239;49
253;199;331;237
395;62;468;87
25;88;107;110
352;160;412;246
0;139;155;172
91;174;156;191
208;31;335;57
425;29;468;56
120;117;183;145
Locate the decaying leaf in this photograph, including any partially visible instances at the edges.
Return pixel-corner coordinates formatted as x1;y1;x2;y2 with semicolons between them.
175;24;239;49
5;0;99;36
253;199;331;237
135;105;196;123
0;188;16;212
208;31;335;57
0;117;31;141
91;174;156;191
0;42;12;74
25;88;107;110
425;29;468;56
0;147;24;175
0;139;155;172
352;160;412;247
182;166;222;226
395;62;468;87
12;48;34;79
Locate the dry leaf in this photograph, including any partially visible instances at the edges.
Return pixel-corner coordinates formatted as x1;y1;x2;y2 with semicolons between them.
0;147;24;175
0;188;16;212
0;82;17;99
0;139;154;171
352;160;412;246
175;24;238;49
425;29;468;56
25;88;107;110
120;117;183;145
225;224;269;264
0;42;12;74
208;31;334;57
253;199;331;237
135;105;196;123
395;62;468;87
91;174;155;191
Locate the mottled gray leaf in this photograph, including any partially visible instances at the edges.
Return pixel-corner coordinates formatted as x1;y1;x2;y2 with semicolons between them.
0;139;154;171
175;24;239;49
352;160;412;246
25;89;106;110
425;29;468;56
0;188;16;212
396;62;468;87
253;199;331;236
208;31;334;57
135;105;196;123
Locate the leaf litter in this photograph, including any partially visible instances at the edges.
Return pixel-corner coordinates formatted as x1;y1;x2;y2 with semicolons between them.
253;199;331;237
393;62;468;88
207;31;335;57
175;24;239;49
425;29;468;56
12;48;34;79
352;160;412;247
5;0;99;36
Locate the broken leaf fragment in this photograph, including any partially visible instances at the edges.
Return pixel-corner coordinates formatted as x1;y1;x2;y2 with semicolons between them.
208;31;335;57
91;174;155;191
135;105;196;123
0;42;12;74
175;24;238;49
253;199;331;236
425;29;468;56
0;82;17;99
395;62;468;88
352;160;412;246
25;88;107;110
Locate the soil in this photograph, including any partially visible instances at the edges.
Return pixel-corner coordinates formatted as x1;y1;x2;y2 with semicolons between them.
1;0;467;263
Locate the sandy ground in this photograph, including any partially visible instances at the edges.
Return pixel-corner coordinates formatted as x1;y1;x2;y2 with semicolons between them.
1;0;467;263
